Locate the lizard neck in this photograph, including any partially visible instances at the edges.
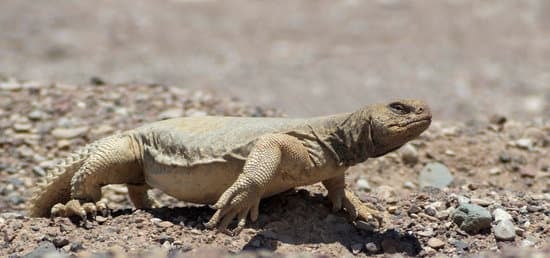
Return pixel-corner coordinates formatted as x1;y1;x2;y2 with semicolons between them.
312;111;375;166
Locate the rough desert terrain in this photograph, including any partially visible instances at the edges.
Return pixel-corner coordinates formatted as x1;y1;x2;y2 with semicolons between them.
0;80;548;257
0;0;549;257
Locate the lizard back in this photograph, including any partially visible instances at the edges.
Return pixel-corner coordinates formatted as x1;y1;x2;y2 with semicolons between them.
134;116;340;168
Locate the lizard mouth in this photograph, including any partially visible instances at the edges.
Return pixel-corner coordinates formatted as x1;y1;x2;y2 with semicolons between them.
389;117;432;129
405;117;431;128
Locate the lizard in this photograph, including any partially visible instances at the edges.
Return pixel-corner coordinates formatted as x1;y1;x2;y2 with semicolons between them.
28;99;431;234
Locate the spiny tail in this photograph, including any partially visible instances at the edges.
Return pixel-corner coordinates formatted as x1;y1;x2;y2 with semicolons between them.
28;142;98;217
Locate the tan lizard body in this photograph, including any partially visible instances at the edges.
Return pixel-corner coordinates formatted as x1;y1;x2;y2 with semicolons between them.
29;99;431;234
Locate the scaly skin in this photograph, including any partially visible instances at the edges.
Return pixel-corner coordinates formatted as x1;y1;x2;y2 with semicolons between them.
28;99;431;234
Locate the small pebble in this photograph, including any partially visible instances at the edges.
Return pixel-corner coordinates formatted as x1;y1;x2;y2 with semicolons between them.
51;126;89;139
492;208;513;222
417;228;434;237
158;221;174;228
489;167;502;175
520;239;535;247
158;108;184;120
436;210;450;220
498;152;511;163
400;143;418;165
52;237;70;248
489;115;507;125
365;242;378;252
95;216;107;223
514;138;534;150
13;123;32;132
427;237;445;249
28;110;45;120
356;178;371;192
424;206;437;217
452;240;470;251
493;219;516;241
444;149;456;156
456;195;470;205
403;181;416;189
387;206;398;214
408;205;421;214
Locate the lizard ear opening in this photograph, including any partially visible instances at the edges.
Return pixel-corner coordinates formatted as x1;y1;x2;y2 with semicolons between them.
365;116;376;156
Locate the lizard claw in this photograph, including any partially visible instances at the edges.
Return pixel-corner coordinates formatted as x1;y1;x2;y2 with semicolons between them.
343;189;386;227
206;184;261;235
51;199;108;219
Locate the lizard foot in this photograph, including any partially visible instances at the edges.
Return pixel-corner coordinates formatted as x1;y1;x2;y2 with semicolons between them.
343;189;386;227
51;199;108;219
204;184;262;235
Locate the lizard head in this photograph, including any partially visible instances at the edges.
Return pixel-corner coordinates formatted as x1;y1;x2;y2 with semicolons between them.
368;99;431;157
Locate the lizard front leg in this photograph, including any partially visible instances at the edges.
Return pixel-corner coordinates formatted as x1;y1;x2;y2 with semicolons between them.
322;175;385;227
205;133;311;235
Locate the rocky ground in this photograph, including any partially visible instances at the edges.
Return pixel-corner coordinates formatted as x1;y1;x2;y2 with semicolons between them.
0;79;548;257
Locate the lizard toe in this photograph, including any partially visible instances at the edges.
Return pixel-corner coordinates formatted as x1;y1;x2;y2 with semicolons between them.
64;200;87;219
205;209;223;229
217;210;238;235
50;199;107;220
95;200;108;216
208;191;260;234
250;200;260;222
50;203;66;217
81;202;97;217
232;208;249;235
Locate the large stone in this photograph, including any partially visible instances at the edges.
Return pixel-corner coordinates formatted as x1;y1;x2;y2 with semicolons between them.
451;204;492;234
419;162;454;189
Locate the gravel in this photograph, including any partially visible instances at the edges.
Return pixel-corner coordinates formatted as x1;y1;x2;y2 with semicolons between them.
0;79;548;257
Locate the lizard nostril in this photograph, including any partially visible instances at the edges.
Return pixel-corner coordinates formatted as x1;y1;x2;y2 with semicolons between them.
416;107;424;114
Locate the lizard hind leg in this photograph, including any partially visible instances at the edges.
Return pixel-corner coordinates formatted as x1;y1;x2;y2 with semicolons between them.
51;134;143;219
127;184;160;209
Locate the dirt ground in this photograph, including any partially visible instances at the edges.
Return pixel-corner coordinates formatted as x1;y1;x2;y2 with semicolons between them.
0;80;548;257
0;1;549;257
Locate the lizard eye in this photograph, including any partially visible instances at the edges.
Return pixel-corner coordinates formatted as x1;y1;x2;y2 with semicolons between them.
388;102;411;115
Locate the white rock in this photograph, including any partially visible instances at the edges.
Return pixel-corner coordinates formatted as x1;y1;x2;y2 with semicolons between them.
400;143;418;165
356;178;371;191
493;219;516;241
515;138;534;150
365;242;378;252
427;237;445;249
52;126;89;139
492;208;513;222
158;108;184;120
489;167;502;175
520;239;535;247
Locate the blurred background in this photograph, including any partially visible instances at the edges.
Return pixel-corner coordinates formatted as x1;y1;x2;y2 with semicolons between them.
0;0;548;120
